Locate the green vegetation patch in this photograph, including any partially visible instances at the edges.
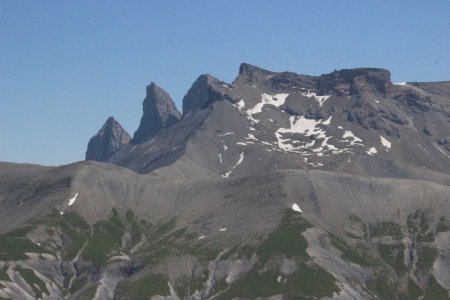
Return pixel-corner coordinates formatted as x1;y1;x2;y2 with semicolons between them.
83;208;125;267
369;222;403;240
256;209;311;263
436;216;450;233
399;277;423;300
69;274;88;294
217;263;338;299
377;244;407;274
407;210;434;242
0;226;43;260
329;234;376;267
78;284;98;300
33;210;91;260
139;219;219;264
424;275;450;300
416;246;437;271
369;274;396;300
175;269;209;297
15;266;49;298
118;274;169;299
0;265;10;282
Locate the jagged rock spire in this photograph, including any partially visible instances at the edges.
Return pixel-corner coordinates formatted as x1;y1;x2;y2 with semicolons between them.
85;117;131;162
131;82;181;144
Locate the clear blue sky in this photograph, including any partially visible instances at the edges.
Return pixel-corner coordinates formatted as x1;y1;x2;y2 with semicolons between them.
1;1;449;166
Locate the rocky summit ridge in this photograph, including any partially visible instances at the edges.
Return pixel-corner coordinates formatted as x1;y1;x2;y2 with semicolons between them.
1;63;450;300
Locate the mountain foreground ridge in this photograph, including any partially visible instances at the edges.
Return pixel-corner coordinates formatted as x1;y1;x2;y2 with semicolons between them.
0;63;450;300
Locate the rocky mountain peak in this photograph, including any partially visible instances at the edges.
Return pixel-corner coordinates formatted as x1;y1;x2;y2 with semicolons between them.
131;82;181;144
238;63;273;77
182;74;240;114
85;116;131;162
233;63;275;86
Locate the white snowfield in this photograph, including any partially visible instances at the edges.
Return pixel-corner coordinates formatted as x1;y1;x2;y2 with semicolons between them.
198;235;205;240
68;192;78;206
275;116;343;157
292;203;302;213
231;92;381;168
219;228;227;232
380;136;391;149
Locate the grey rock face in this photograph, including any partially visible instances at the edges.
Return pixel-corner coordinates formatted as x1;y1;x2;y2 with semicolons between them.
131;82;181;144
3;63;450;299
85;117;131;162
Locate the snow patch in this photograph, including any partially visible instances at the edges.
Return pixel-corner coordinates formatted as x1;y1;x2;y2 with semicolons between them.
219;228;227;232
246;133;257;140
198;235;205;240
380;136;391;149
394;82;407;85
68;192;78;206
236;99;245;109
245;93;289;123
366;147;377;155
300;90;331;107
292;203;302;213
342;131;364;145
218;132;234;137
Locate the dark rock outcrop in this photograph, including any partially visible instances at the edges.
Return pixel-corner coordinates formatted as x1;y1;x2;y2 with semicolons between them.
131;82;181;144
182;74;241;114
318;68;392;95
85;117;131;162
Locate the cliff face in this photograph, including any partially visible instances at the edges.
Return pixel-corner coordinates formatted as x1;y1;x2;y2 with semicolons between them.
131;82;181;144
85;117;131;162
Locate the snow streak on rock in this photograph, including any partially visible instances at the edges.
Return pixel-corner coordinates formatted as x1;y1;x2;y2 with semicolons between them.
68;192;78;206
300;90;331;107
222;152;245;178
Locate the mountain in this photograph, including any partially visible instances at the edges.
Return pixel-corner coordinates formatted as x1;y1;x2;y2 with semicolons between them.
131;82;181;144
0;64;449;300
85;117;131;162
